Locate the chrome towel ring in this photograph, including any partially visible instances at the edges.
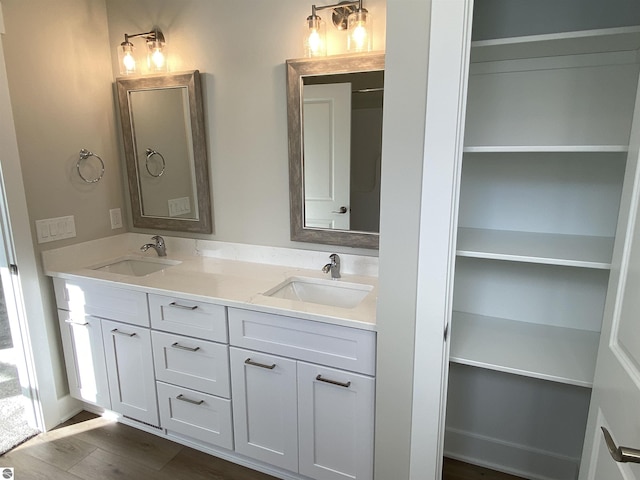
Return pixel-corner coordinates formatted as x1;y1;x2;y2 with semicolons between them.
145;148;166;177
77;148;105;184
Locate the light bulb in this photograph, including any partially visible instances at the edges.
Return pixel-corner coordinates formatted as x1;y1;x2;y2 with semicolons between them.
304;15;326;57
347;10;372;53
151;49;165;69
147;39;168;72
123;51;136;72
308;29;322;55
118;42;136;75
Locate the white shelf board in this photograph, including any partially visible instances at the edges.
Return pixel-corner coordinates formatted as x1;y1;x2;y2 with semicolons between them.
450;311;600;387
471;26;640;63
463;145;629;153
456;228;614;269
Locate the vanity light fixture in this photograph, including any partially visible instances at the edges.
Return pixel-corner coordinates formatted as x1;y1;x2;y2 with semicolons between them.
117;27;167;75
303;0;372;57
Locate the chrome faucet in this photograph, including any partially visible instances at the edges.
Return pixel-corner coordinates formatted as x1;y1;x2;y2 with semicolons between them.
322;253;341;279
140;235;167;257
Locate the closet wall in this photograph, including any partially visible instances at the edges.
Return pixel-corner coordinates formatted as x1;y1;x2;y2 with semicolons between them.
444;1;640;479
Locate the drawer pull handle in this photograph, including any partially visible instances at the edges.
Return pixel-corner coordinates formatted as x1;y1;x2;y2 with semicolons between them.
245;358;276;370
65;319;89;326
316;375;351;388
171;342;200;352
169;302;198;310
176;394;204;406
111;328;136;337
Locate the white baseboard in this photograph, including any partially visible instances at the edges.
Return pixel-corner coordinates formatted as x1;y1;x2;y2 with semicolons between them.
444;427;580;480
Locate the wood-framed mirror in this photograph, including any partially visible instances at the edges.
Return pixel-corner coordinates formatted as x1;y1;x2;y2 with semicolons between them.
116;70;212;233
286;53;384;249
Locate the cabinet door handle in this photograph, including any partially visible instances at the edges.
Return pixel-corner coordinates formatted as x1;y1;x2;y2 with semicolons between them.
316;374;351;388
176;394;204;406
111;328;136;337
65;319;89;326
245;358;276;370
169;302;198;310
602;427;640;463
171;342;200;352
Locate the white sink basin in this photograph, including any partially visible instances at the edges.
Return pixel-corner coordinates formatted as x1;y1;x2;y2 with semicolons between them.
264;276;373;309
91;256;181;277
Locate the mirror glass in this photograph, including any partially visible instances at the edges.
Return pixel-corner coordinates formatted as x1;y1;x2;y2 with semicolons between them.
116;71;212;233
287;54;384;249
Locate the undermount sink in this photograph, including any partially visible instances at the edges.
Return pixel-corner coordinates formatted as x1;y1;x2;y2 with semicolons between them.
264;276;373;309
91;256;181;277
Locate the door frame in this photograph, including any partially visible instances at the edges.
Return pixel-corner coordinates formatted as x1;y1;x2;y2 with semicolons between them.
410;0;474;478
0;1;69;431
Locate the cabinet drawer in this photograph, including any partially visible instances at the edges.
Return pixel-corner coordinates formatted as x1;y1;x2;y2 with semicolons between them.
228;308;376;375
54;277;149;327
157;381;233;450
152;331;230;398
149;294;227;342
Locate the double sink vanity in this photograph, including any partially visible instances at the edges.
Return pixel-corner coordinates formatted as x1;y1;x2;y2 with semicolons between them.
42;233;377;480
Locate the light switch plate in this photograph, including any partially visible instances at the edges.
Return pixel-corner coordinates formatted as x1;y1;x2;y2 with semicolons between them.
109;208;123;229
35;216;76;244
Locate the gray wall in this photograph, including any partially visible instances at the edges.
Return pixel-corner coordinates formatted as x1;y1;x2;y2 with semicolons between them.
2;0;125;251
106;0;386;254
472;0;640;40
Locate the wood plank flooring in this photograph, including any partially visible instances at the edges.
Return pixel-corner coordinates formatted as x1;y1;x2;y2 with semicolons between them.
0;410;526;480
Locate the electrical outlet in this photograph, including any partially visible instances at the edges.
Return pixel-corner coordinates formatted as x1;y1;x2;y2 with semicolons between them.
110;208;123;229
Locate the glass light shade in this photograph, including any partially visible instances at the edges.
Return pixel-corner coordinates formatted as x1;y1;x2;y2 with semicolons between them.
347;9;372;53
304;16;326;57
147;40;168;73
118;42;137;75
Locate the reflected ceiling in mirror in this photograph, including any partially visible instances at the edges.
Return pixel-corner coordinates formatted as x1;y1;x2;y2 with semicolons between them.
286;53;384;249
116;70;212;233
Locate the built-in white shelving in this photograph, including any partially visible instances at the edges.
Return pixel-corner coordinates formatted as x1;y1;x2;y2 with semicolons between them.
463;145;629;153
449;312;600;388
470;25;640;63
456;227;614;269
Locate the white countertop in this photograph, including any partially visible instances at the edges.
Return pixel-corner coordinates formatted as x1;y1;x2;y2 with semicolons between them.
42;234;378;331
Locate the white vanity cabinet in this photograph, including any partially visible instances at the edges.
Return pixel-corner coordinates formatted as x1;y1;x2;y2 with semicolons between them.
447;24;640;479
53;278;159;427
228;308;376;480
149;293;234;450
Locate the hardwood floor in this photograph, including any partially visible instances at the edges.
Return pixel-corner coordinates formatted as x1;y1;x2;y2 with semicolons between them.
443;458;527;480
0;411;278;480
0;410;525;480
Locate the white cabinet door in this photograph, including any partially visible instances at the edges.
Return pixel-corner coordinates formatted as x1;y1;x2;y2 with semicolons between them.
57;310;111;409
230;347;298;472
102;319;159;426
297;362;375;480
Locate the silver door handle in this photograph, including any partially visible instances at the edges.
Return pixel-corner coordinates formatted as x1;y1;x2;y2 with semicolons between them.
171;342;200;352
245;358;276;370
111;328;136;337
169;302;198;310
332;206;348;214
65;319;89;326
602;427;640;463
176;394;204;405
316;374;351;388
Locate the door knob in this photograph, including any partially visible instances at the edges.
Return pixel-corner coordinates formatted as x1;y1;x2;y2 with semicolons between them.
601;427;640;463
332;206;348;214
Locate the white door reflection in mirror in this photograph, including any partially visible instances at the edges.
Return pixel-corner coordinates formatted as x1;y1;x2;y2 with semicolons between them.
303;83;351;230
